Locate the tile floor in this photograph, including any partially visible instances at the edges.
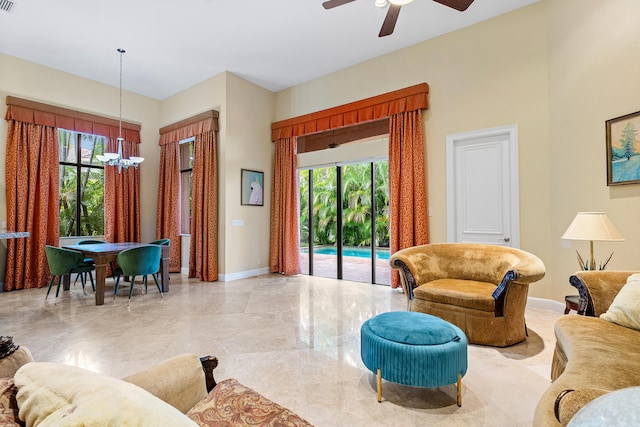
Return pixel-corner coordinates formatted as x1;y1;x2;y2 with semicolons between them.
0;274;561;426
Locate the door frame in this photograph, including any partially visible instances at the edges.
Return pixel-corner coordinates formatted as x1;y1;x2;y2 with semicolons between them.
445;124;520;248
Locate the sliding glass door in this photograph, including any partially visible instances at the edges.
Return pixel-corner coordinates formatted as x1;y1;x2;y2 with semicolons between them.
299;160;390;285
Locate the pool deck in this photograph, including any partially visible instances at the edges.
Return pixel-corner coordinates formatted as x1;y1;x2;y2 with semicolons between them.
299;252;391;286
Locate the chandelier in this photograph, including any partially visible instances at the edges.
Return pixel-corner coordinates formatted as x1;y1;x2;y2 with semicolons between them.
96;48;144;170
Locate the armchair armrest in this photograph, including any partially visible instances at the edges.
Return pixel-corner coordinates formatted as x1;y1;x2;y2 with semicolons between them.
122;353;213;414
491;255;545;314
200;355;218;392
389;244;431;299
569;271;638;316
554;388;609;426
506;256;547;284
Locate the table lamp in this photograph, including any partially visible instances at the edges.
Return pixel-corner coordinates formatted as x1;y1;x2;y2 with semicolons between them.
561;212;624;270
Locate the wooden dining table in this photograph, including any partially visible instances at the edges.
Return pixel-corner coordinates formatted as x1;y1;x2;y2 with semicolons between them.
62;242;170;306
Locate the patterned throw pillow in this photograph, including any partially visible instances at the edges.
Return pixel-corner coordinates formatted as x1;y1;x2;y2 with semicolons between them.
0;378;21;426
187;379;313;427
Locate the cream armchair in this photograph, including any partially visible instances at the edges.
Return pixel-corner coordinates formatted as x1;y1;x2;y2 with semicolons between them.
389;243;545;347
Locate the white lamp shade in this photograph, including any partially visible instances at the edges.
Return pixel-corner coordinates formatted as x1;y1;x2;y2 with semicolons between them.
561;212;624;242
103;152;120;160
389;0;413;4
129;157;144;164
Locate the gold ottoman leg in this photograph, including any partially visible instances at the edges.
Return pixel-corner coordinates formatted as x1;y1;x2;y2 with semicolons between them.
377;369;382;403
457;372;462;407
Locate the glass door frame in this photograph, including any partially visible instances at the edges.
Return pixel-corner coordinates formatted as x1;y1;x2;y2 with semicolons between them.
301;160;383;284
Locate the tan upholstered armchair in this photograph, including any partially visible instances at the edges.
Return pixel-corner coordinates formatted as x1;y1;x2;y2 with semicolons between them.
389;243;546;347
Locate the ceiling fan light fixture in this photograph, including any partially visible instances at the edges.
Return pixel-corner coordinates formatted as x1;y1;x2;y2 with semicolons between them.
374;0;387;7
388;0;413;5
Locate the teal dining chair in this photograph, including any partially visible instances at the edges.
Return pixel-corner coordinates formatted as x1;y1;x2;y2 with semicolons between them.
77;239;118;280
148;238;170;282
148;238;170;246
45;246;96;300
75;239;106;284
113;245;163;302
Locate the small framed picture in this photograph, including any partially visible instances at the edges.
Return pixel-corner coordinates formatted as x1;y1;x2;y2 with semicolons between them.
606;110;640;186
241;169;264;206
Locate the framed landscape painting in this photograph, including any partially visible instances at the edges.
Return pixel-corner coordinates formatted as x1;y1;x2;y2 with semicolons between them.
241;169;264;206
606;110;640;186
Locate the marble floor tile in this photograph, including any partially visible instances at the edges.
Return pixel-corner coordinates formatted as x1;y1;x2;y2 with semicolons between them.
0;274;562;426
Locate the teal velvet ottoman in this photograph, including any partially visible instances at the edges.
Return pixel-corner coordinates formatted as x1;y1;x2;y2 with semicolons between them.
360;311;468;406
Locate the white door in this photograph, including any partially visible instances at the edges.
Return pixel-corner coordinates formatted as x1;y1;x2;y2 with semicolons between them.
446;125;519;247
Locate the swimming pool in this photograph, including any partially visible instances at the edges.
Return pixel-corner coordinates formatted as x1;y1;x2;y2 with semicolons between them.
301;246;390;260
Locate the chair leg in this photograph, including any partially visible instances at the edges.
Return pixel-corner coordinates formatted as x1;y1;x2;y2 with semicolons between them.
80;273;87;295
152;273;163;297
128;275;137;300
109;261;117;280
55;276;63;298
114;275;121;299
45;276;56;300
88;271;95;292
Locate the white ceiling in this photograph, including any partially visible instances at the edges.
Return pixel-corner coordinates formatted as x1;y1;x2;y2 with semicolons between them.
0;0;539;100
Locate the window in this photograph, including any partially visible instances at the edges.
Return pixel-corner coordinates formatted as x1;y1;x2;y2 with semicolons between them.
180;138;194;235
58;129;106;237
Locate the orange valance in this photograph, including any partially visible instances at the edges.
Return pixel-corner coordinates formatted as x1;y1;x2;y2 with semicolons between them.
5;96;141;143
158;110;219;146
271;83;429;141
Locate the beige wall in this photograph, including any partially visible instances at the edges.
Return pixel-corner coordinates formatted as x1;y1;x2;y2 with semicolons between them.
0;54;160;243
4;0;640;299
159;72;274;276
275;2;555;297
158;72;226;271
222;73;274;275
275;0;640;302
0;55;274;280
546;0;640;298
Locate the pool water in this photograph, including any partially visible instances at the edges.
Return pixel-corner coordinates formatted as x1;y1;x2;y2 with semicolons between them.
302;246;390;260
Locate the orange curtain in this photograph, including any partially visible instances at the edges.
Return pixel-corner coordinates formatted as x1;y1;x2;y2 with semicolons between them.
156;141;181;272
189;130;218;281
104;138;141;243
271;83;429;141
5;97;141;141
389;110;429;288
269;137;301;275
4;121;59;290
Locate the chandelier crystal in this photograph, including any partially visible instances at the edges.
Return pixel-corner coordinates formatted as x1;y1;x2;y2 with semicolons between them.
96;48;144;171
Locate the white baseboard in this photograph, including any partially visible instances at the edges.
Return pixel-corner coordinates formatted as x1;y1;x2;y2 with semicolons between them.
177;266;269;281
219;267;270;282
527;296;565;313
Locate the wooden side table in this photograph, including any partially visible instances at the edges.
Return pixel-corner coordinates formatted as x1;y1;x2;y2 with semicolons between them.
564;295;579;314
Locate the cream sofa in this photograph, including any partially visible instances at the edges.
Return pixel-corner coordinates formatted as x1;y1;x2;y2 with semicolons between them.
389;243;545;347
533;271;640;426
0;340;312;426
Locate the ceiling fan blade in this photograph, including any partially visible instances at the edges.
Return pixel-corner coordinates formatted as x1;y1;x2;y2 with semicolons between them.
433;0;474;12
322;0;356;9
379;4;401;37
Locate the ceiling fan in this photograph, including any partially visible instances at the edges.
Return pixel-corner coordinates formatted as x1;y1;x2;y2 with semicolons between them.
322;0;475;37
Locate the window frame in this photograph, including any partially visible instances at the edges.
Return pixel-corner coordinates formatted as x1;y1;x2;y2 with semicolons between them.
179;137;195;235
58;129;106;237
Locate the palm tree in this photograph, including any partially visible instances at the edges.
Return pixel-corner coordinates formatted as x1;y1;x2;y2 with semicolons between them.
299;161;389;249
312;167;337;245
342;164;373;247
